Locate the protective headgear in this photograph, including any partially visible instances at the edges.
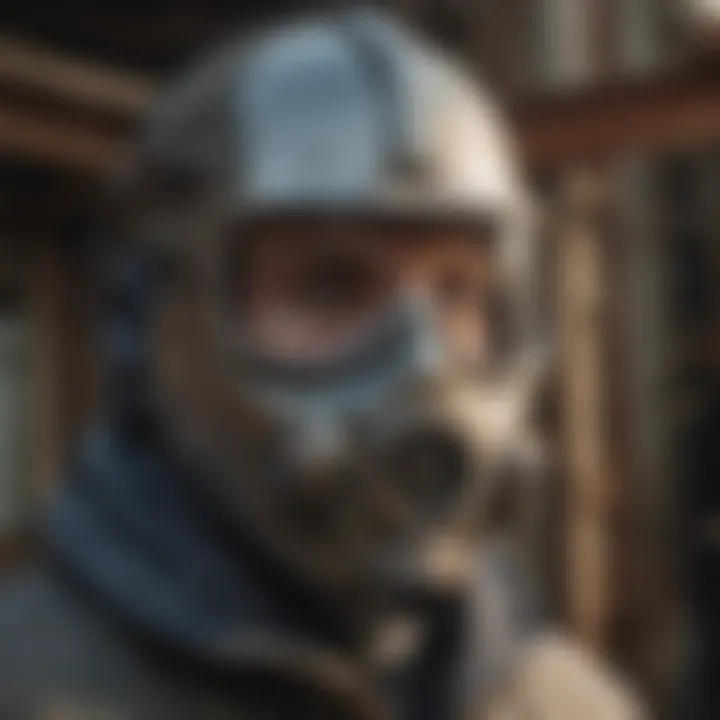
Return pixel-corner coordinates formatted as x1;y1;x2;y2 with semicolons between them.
110;8;542;594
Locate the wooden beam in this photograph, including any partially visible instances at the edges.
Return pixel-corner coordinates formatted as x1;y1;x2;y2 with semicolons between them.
515;70;720;169
0;37;154;118
0;102;125;173
2;37;720;173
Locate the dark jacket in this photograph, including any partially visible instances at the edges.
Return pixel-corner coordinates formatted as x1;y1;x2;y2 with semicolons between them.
0;422;539;720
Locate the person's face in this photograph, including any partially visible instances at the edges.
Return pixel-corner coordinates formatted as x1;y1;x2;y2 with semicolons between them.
227;218;495;371
153;218;505;588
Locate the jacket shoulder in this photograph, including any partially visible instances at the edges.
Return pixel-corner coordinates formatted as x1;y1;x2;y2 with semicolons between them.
0;568;185;719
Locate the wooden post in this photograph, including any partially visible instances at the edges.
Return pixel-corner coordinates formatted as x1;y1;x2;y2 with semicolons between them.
27;237;66;510
556;170;613;651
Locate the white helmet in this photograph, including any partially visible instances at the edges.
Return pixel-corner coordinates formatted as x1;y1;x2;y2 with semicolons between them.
120;7;538;362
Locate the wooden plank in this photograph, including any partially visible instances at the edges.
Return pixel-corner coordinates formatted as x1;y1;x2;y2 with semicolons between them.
0;37;154;117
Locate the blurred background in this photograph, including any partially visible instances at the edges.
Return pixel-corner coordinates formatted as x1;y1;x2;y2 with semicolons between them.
1;0;720;714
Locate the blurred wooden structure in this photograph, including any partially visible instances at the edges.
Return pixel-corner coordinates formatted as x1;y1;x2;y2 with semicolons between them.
1;0;719;712
4;34;720;173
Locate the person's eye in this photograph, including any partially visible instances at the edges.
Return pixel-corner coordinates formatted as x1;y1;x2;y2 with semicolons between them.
437;269;481;309
295;259;375;312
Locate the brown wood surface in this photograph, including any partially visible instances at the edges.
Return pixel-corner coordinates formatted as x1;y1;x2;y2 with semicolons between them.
516;70;720;169
0;103;126;173
2;37;720;174
555;171;613;652
27;238;67;510
0;38;153;118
